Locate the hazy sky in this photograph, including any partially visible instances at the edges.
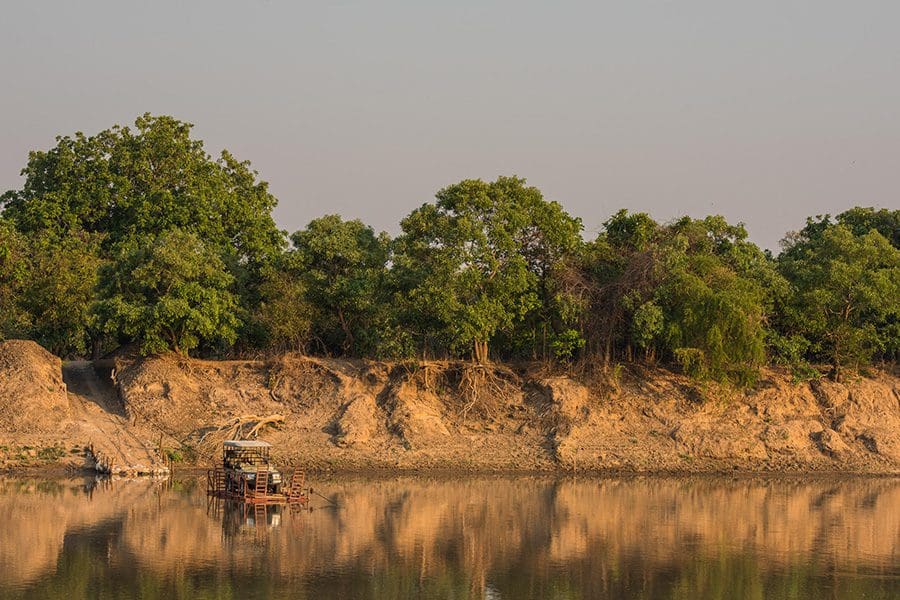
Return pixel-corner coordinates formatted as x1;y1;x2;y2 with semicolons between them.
2;1;898;249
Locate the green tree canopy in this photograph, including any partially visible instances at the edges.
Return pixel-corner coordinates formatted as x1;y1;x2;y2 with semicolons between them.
20;232;104;357
286;215;390;356
0;218;30;339
96;229;240;355
1;114;285;356
781;207;900;254
2;115;897;384
1;113;284;265
778;223;900;376
835;207;899;248
253;261;313;353
394;176;581;362
560;211;773;383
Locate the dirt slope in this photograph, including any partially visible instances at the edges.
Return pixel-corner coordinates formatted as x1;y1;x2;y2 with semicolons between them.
0;340;68;434
0;342;168;474
114;353;900;474
63;361;168;474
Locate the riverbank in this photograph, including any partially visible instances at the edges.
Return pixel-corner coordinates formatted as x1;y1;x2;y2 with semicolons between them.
1;339;898;474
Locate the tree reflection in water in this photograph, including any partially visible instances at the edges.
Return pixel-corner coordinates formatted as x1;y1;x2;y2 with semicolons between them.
0;475;897;599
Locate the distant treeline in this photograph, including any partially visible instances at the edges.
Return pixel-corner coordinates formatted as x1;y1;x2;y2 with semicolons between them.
1;115;897;383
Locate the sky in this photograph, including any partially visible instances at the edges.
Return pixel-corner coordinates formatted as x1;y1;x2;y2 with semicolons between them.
1;1;898;250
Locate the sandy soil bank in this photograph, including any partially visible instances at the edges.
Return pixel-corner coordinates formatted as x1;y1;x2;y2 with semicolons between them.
1;339;898;474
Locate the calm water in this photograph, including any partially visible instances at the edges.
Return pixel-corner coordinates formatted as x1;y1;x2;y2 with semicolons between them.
0;474;897;599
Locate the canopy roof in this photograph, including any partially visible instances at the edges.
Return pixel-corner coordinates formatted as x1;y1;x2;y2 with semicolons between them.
223;440;271;448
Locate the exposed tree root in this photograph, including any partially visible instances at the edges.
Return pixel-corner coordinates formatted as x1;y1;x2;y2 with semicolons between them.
407;361;519;421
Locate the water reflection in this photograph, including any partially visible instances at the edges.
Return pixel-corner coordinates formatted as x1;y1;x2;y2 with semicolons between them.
211;498;307;540
0;475;897;599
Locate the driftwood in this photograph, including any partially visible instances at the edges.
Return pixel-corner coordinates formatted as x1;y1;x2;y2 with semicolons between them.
198;414;285;447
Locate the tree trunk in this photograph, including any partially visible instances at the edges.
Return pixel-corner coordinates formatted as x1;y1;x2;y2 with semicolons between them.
541;323;547;361
473;339;489;364
337;308;354;354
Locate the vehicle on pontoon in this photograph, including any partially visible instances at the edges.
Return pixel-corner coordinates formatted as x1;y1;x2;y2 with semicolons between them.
221;440;283;496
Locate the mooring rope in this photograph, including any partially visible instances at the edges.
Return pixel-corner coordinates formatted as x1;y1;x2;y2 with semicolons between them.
309;488;339;508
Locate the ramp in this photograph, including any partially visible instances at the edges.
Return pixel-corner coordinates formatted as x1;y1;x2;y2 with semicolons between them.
64;361;169;476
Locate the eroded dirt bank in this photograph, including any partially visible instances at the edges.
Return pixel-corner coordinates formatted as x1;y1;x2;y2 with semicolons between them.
0;340;167;474
1;339;898;473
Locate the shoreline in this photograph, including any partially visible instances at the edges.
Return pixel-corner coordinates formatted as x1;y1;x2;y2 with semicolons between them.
2;461;898;479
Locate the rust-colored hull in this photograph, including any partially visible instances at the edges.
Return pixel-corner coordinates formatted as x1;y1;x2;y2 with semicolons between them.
207;467;308;505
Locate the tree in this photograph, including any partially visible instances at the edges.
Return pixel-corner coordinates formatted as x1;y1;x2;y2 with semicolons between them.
631;301;664;360
657;251;767;383
96;229;240;355
778;223;900;377
394;176;581;362
1;114;285;356
20;232;104;357
507;187;584;360
559;211;772;383
662;216;778;382
1;114;284;266
0;218;30;339
781;207;900;257
563;210;664;364
254;263;313;353
835;207;899;248
1;218;104;356
287;215;390;356
604;208;658;251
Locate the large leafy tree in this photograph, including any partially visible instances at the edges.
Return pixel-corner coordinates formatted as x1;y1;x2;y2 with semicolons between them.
1;218;103;356
560;210;663;363
96;229;240;355
560;211;774;383
657;250;767;383
286;215;390;356
778;222;900;377
663;215;783;382
503;186;583;360
394;176;581;362
1;114;283;264
1;114;284;355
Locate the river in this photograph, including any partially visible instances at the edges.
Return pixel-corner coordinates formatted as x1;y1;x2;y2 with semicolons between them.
0;474;897;599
